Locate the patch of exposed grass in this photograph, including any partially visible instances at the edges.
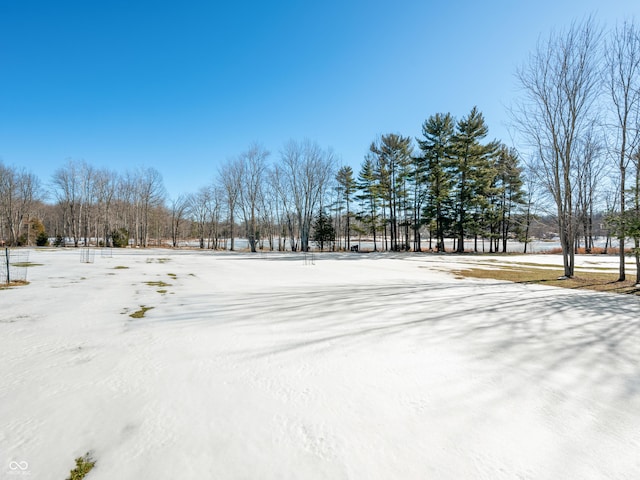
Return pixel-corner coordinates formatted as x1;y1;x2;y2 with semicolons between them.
146;257;171;264
504;261;568;269
129;305;154;318
157;289;167;294
546;246;630;255
510;261;625;272
453;266;640;295
0;280;30;289
66;452;96;480
113;265;129;269
575;265;622;271
167;273;177;278
10;262;43;267
145;280;171;287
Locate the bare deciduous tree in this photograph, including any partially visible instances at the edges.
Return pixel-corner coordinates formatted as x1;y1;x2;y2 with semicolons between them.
51;159;85;246
133;167;165;247
605;20;640;280
0;162;41;245
79;162;95;246
631;150;640;284
236;144;269;253
261;170;283;251
513;18;602;277
93;168;118;247
218;160;241;251
270;161;298;251
574;131;606;253
170;194;191;247
189;186;213;249
279;139;336;252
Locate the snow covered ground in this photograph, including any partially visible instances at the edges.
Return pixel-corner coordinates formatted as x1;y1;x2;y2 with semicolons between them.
1;248;639;479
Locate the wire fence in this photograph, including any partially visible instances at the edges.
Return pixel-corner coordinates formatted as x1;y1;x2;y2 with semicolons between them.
1;248;30;285
302;252;315;266
80;247;96;264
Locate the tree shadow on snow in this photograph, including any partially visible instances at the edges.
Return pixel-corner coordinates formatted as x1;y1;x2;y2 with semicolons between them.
217;280;640;406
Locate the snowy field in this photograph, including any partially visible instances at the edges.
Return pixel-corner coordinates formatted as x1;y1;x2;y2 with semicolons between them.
1;248;640;479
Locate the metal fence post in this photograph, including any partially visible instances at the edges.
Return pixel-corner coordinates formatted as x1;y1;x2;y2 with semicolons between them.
5;248;9;284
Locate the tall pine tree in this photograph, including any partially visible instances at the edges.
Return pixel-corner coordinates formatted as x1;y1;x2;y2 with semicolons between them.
417;113;455;252
336;166;356;250
370;134;413;251
450;107;499;252
356;155;381;251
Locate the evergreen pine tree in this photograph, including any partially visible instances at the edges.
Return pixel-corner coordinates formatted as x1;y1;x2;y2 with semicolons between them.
312;210;335;251
355;156;380;251
417;113;455;252
450;107;499;252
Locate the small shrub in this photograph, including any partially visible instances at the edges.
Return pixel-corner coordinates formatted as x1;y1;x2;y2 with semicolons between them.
66;452;95;480
35;231;49;246
54;235;64;247
111;228;129;248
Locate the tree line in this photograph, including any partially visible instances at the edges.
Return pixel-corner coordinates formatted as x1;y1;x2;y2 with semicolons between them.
1;114;531;256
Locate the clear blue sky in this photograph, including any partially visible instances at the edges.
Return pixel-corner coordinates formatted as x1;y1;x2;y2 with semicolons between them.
1;0;638;199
